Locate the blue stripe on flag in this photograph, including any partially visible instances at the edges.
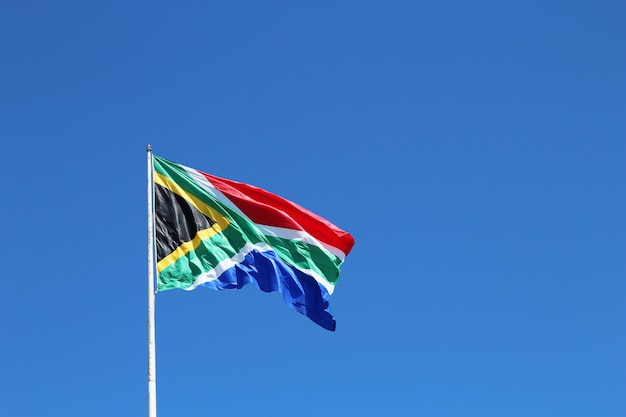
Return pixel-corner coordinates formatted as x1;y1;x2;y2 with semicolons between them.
200;249;336;331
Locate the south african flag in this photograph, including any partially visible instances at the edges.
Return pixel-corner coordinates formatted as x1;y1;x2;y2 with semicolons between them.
152;155;354;331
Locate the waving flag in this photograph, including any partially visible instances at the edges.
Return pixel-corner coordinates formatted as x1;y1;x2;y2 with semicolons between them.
152;156;354;331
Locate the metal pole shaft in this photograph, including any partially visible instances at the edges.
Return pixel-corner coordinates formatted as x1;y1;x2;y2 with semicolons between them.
147;145;157;417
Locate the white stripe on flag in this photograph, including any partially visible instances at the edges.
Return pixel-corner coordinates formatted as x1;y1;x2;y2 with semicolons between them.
257;224;346;261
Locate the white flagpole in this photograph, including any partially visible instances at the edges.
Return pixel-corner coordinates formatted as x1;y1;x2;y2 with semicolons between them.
147;145;157;417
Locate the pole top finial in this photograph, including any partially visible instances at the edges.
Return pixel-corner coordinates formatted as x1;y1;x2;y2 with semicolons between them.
147;144;152;151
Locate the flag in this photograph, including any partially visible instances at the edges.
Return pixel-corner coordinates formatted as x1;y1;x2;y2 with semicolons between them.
152;155;355;331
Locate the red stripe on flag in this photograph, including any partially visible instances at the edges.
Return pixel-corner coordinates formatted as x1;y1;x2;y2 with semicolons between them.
200;171;354;256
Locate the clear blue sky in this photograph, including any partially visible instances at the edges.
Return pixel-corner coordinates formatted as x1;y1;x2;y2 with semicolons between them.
1;1;624;416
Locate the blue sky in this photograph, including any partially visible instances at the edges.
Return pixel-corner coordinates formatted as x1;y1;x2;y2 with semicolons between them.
1;1;624;416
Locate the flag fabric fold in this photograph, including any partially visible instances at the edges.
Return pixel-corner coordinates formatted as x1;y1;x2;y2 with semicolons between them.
152;155;354;331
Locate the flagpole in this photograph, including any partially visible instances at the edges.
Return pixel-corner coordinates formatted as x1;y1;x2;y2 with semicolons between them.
147;145;157;417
